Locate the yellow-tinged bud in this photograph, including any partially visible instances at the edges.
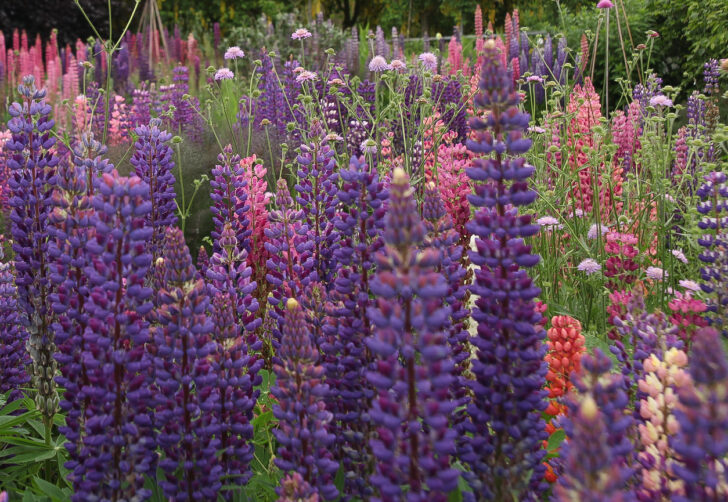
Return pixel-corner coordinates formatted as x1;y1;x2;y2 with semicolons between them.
286;298;299;311
580;395;598;420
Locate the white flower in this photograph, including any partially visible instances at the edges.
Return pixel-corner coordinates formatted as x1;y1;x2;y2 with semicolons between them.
368;55;390;72
224;46;245;60
291;28;312;40
418;52;438;71
646;266;667;281
214;68;234;81
649;95;673;107
325;132;343;142
671;249;688;264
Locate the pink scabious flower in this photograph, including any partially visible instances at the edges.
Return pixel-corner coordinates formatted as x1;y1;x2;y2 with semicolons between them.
537;216;562;230
577;258;601;275
295;71;317;83
418;52;438;71
390;59;407;72
671;249;688;264
649;95;673;107
214;68;234;81
291;28;312;40
526;75;544;83
368;55;390;72
224;46;245;60
528;126;546;134
597;0;614;7
646;266;666;281
679;279;700;292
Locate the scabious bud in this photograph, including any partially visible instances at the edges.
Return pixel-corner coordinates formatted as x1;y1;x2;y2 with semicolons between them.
78;171;155;500
272;298;338;500
152;227;221;499
461;39;548;500
670;327;728;501
129;117;177;261
6;75;59;425
366;169;458;500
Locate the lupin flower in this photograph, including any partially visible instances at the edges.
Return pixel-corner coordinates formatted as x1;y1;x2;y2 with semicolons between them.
636;348;690;500
671;327;728;501
209;145;251;256
239;155;271;298
78;171;155;500
668;291;707;347
295;132;339;284
461;40;549;500
6;75;60;427
272;298;338;500
209;291;261;487
366;168;458;500
152;227;221;499
129;117;177;261
0;262;30;400
544;316;586;419
320;155;387;498
555;350;636;501
696;171;728;337
49;133;113;482
422;183;470;422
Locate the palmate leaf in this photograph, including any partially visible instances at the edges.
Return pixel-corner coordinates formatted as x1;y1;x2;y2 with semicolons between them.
33;476;71;502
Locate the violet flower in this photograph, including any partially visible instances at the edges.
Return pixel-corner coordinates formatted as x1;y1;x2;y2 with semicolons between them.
272;298;338;500
209;144;251;256
129;118;177;261
6;75;60;426
152;227;221;499
460;41;549;500
366;168;458;500
0;262;30;401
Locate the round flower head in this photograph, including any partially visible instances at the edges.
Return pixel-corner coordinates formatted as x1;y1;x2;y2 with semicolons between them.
224;46;245;60
587;223;609;239
214;68;234;81
679;279;701;292
368;55;390;72
537;216;562;230
577;258;601;275
418;52;438;71
646;266;667;281
527;75;544;83
360;138;377;154
295;71;317;83
390;59;407;72
597;0;614;7
291;28;312;40
528;126;546;134
649;95;673;107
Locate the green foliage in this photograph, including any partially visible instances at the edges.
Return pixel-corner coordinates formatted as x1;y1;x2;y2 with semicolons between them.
648;0;728;91
0;393;71;499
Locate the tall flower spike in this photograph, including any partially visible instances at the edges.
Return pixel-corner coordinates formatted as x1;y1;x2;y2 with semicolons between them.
272;298;338;500
209;291;261;488
461;40;548;501
78;171;155;500
209;144;251;256
129;117;177;262
696;171;728;338
319;155;387;498
152;227;221;500
294;134;339;284
366;168;458;501
671;327;728;501
0;262;30;400
422;182;470;425
50;132;113;486
555;349;636;501
6;75;60;428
